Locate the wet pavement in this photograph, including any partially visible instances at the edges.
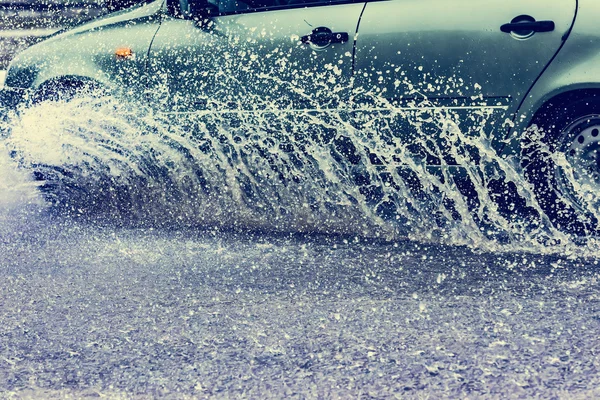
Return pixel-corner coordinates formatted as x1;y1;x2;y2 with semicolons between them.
1;212;600;398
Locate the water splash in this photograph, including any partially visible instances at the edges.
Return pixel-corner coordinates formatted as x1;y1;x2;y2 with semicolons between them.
2;89;600;255
0;141;41;210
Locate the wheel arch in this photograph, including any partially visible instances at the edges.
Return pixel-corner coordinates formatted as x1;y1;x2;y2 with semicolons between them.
528;88;600;128
501;85;600;158
33;75;109;103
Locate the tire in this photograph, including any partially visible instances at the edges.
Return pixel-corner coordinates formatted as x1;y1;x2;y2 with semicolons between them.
522;93;600;235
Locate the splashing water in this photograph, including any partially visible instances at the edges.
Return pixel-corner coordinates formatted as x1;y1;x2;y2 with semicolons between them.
2;88;600;255
0;138;42;212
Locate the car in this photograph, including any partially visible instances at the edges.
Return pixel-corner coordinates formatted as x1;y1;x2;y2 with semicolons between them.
1;0;599;234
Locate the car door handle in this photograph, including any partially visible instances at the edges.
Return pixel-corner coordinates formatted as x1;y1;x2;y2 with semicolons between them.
301;27;349;47
500;20;555;34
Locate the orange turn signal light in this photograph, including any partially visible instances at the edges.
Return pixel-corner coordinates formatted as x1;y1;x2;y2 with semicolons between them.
115;47;134;60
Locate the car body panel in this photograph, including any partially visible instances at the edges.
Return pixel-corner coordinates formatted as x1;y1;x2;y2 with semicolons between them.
0;0;151;70
0;0;107;69
147;2;364;112
4;0;163;91
503;0;600;156
355;0;576;104
354;0;577;160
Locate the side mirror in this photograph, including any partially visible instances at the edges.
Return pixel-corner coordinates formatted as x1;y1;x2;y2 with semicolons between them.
186;0;219;19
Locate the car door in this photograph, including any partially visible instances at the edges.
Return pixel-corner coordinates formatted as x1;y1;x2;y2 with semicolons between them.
147;0;365;113
352;0;577;162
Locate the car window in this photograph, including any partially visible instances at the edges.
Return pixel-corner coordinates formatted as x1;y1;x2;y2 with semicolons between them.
209;0;360;15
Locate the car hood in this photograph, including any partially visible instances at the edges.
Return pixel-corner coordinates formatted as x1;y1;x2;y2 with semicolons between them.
5;0;165;89
42;0;164;44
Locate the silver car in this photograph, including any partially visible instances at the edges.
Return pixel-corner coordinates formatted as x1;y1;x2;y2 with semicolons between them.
1;0;598;233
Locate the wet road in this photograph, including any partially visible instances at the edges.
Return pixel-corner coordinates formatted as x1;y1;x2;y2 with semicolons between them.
1;211;600;399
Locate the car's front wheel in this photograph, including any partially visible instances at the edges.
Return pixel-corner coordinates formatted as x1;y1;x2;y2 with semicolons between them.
522;93;600;235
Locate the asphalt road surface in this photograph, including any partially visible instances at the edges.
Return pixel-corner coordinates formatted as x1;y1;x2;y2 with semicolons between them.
1;209;600;399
